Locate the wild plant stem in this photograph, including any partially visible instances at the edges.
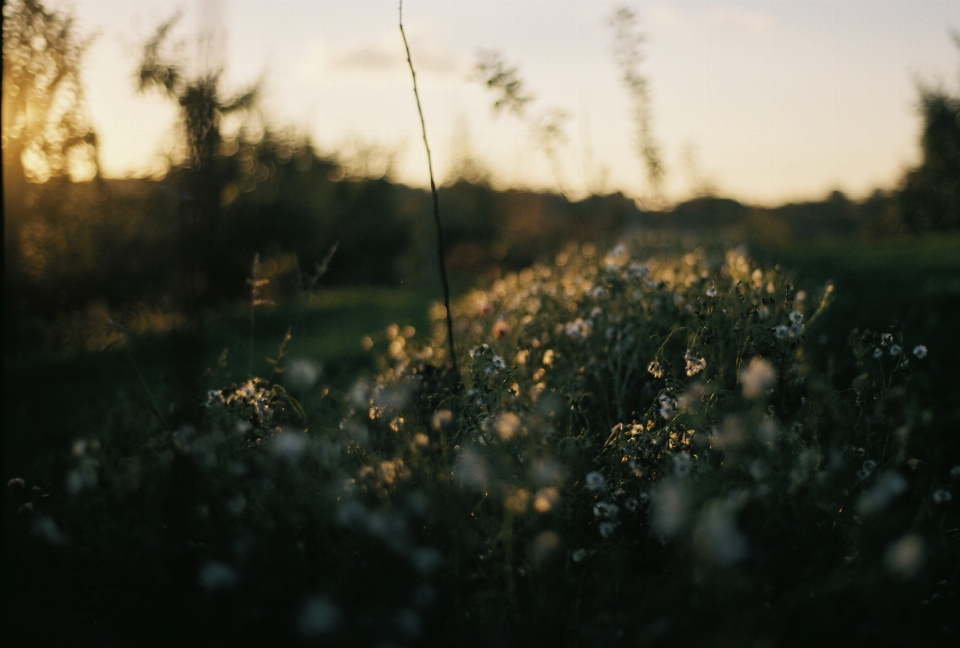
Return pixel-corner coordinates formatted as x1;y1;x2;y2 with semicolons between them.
399;0;459;380
110;321;170;432
249;295;256;378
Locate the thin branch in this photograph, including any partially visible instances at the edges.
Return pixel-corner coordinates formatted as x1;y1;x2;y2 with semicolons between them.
399;1;459;381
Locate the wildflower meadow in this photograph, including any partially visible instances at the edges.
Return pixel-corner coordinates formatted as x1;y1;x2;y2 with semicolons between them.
5;241;959;647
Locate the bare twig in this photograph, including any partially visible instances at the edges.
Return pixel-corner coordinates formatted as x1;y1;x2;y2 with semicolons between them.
399;1;459;381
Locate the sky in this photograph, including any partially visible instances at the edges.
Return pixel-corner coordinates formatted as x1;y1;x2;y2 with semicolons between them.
68;0;960;206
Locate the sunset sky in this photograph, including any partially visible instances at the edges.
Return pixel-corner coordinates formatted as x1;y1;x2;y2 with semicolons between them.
71;0;959;205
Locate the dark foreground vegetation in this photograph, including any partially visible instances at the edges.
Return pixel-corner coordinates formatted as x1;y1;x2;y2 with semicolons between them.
5;237;960;647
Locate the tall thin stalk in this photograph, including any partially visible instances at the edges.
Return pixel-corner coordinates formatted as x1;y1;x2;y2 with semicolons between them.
399;1;458;380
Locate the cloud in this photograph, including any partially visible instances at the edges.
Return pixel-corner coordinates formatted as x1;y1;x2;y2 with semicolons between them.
334;41;461;75
652;2;774;35
332;44;401;72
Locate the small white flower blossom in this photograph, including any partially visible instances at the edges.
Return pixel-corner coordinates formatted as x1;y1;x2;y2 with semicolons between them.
684;350;706;377
889;344;902;357
740;357;776;400
593;501;619;519
706;287;718;298
673;452;693;477
932;489;952;504
880;333;893;346
647;361;664;379
873;348;883;359
626;262;649;280
658;393;679;420
564;318;593;339
585;471;606;492
913;345;927;359
598;521;619;538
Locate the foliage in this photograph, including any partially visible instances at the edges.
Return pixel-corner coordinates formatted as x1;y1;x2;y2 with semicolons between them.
1;0;98;184
474;50;570;198
5;244;957;646
3;0;99;350
898;33;960;232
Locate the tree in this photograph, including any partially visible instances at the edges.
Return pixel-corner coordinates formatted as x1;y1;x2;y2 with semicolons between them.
3;0;99;351
2;0;98;185
898;33;960;233
136;12;260;304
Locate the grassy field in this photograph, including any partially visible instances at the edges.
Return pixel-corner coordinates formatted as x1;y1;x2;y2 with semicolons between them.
756;233;960;429
3;286;438;485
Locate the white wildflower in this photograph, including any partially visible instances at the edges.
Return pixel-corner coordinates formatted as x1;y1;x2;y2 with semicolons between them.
673;452;693;477
651;481;689;537
585;471;606;492
286;358;321;391
564;318;593;338
693;499;748;565
684;351;706;377
271;431;307;460
884;534;924;578
740;357;776;400
658;393;679;420
626;262;649;280
913;345;927;359
598;521;619;538
889;344;902;357
494;412;522;441
932;489;952;504
593;501;619;519
857;472;908;516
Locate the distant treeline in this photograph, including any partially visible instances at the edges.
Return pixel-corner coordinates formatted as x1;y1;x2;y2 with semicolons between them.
5;130;912;352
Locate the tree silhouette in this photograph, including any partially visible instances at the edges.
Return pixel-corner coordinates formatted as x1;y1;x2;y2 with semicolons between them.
898;32;960;232
137;12;260;305
2;0;99;350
